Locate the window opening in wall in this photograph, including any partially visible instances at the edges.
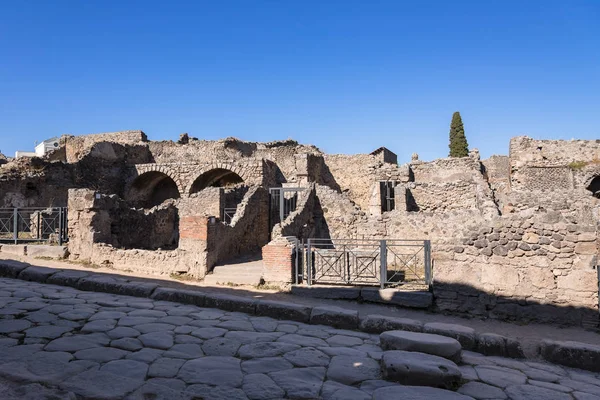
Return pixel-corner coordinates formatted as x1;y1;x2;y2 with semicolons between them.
587;176;600;199
222;207;237;224
380;181;395;212
268;187;304;230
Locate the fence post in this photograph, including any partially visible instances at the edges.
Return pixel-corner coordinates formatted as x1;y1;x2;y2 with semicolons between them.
58;208;63;246
307;239;312;287
13;208;18;244
424;240;432;287
380;240;387;289
279;189;285;222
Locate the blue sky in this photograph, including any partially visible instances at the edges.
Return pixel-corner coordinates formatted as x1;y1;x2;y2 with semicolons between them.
0;1;598;163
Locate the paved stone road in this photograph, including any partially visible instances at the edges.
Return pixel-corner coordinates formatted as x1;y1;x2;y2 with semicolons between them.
1;277;600;399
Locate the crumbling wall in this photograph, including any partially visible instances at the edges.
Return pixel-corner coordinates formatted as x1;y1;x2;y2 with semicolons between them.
272;184;316;241
205;187;270;268
402;182;479;212
482;155;511;211
65;130;148;163
323;154;409;212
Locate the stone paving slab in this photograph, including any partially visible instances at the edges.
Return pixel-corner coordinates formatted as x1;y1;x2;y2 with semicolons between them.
2;277;600;399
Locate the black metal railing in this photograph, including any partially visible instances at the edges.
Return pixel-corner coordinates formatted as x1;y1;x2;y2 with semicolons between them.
269;187;305;230
295;238;431;289
0;207;68;245
222;207;237;225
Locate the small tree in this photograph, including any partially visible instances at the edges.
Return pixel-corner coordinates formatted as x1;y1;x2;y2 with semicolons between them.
448;111;469;157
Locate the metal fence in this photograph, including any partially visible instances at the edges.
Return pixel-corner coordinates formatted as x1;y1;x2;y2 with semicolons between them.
294;238;431;289
269;187;305;229
0;208;68;245
222;207;237;225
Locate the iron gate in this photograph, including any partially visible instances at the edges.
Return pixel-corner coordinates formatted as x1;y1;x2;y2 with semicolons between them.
269;187;304;230
296;238;431;289
0;207;68;244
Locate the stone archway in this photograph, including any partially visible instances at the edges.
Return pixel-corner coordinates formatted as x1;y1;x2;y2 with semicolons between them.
189;168;245;194
128;171;181;207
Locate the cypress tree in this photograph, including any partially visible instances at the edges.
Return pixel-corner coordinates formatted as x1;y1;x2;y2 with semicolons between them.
448;111;469;157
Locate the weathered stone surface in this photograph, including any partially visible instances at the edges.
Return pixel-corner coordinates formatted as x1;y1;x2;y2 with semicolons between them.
111;337;143;351
18;267;57;283
290;285;361;300
46;270;89;287
270;367;326;399
540;340;600;372
186;384;249;400
475;365;527;388
278;333;328;347
457;381;508;399
372;385;474;399
359;314;423;333
310;305;359;330
505;384;572;400
225;331;283;344
423;322;477;350
163;343;204;359
45;333;110;352
26;245;69;260
25;325;72;339
241;357;294;374
238;342;300;359
382;350;461;389
284;347;330;367
178;356;243;387
125;382;191;400
327;355;381;385
326;334;363;347
242;373;285;400
150;287;205;306
477;333;507;357
138;332;174;349
74;347;129;362
81;319;117;333
204;293;256;314
101;359;148;381
255;300;311;322
149;357;186;378
0;260;29;278
202;337;242;356
380;330;462;362
60;369;143;399
107;326;140;339
0;319;31;333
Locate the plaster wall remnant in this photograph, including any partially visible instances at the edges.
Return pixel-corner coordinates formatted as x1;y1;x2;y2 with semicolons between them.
2;130;600;327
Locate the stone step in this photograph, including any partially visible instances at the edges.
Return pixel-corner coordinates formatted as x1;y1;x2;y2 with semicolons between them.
381;350;462;389
380;330;462;362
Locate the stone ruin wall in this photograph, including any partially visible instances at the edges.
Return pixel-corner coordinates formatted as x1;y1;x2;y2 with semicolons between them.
2;130;600;326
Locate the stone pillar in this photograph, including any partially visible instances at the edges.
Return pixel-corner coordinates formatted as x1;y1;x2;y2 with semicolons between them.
262;237;296;284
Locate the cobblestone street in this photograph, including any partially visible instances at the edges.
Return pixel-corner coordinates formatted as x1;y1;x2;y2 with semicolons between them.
1;277;600;400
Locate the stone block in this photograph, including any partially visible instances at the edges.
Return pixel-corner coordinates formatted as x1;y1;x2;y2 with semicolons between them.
290;285;361;300
26;245;69;259
255;300;311;323
0;259;30;278
540;339;600;372
361;288;432;309
46;270;90;288
359;314;423;334
380;330;462;362
423;322;477;350
476;333;507;357
150;287;206;306
18;266;59;283
382;350;462;389
309;306;358;330
1;244;27;256
203;293;256;314
372;384;473;399
575;242;597;255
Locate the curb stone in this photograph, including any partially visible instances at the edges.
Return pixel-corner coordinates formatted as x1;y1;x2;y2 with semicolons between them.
0;259;593;372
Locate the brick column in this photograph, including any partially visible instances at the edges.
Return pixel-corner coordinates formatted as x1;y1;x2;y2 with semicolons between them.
262;237;296;284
